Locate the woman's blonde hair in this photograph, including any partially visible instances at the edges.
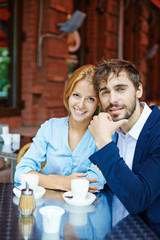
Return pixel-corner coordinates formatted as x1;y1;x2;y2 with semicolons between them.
63;64;97;112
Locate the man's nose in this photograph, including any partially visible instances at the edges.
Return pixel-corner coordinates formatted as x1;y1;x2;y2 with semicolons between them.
109;91;118;104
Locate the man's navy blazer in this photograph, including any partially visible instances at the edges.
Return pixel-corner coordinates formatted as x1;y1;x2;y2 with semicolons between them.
89;105;160;234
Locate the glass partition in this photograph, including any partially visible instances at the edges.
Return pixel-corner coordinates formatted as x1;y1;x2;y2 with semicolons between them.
0;0;22;117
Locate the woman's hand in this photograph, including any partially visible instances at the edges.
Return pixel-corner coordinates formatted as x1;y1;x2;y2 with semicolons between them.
48;172;100;193
65;173;100;193
47;172;88;192
64;172;88;191
32;171;100;192
87;177;100;193
66;173;100;193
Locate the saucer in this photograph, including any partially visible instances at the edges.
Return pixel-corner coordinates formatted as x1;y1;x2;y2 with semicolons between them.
63;202;95;213
63;191;96;207
13;186;46;199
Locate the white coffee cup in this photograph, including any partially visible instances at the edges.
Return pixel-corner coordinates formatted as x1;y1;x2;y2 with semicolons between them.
12;133;21;143
2;144;12;153
2;126;9;134
1;133;12;145
71;179;89;202
20;174;39;191
12;141;20;151
39;206;65;234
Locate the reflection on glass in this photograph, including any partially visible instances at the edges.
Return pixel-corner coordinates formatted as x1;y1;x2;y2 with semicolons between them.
65;193;112;240
0;47;10;98
0;2;11;103
112;195;129;227
19;215;35;240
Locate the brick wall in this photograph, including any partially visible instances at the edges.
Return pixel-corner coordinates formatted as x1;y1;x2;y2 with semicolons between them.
81;0;119;65
0;0;72;128
123;0;152;101
21;0;72;127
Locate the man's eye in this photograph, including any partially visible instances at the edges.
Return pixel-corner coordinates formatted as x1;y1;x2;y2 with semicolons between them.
117;87;125;92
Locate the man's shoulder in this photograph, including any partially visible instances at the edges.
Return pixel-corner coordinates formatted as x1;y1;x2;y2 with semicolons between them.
149;104;160;112
149;105;160;121
145;105;160;132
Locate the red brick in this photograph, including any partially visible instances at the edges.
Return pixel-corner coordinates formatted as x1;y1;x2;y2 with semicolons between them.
50;0;72;13
47;100;64;108
47;107;67;119
107;0;118;16
106;15;118;33
43;59;68;78
140;3;150;19
45;10;66;33
140;17;149;33
32;85;44;94
8;117;22;128
48;75;66;82
139;32;149;46
105;33;117;50
138;46;148;59
104;49;117;59
44;36;68;59
139;61;148;73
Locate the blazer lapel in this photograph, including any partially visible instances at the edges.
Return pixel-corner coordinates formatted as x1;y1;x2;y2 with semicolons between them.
132;105;160;172
132;127;150;172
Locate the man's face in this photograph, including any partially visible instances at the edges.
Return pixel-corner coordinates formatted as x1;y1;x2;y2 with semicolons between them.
99;71;142;122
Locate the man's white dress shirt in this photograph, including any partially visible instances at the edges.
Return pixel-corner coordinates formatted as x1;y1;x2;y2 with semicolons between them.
117;102;152;169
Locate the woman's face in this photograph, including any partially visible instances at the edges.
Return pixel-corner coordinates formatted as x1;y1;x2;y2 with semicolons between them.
68;79;99;123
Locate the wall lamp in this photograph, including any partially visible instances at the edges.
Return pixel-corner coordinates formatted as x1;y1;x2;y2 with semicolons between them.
37;9;86;67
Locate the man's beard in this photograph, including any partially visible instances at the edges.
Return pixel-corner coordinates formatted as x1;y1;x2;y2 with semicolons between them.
104;99;137;122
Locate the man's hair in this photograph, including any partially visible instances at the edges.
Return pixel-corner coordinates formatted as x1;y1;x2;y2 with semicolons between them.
94;59;142;93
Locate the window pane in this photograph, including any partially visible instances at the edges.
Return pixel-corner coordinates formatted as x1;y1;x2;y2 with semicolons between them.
0;0;22;117
0;47;10;99
0;2;11;107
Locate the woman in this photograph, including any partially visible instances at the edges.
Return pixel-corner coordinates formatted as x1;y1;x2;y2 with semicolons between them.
14;65;106;192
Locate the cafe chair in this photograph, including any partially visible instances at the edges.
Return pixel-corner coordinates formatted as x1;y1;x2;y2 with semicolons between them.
16;142;46;172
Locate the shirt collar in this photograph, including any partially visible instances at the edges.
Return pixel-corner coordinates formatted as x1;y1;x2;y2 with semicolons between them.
117;102;152;140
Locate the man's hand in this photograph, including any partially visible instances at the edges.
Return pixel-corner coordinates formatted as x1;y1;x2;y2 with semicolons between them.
88;112;128;149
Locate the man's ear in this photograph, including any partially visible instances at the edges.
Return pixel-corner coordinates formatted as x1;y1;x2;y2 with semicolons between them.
136;83;143;99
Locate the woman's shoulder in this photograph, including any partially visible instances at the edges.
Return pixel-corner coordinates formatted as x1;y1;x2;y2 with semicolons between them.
41;116;69;129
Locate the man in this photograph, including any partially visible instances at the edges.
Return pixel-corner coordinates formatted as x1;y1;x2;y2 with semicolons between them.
88;59;160;235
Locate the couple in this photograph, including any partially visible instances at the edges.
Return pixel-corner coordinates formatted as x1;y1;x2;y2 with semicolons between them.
15;59;160;231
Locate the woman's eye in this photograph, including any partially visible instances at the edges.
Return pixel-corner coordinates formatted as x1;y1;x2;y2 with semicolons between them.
101;91;109;95
73;93;79;98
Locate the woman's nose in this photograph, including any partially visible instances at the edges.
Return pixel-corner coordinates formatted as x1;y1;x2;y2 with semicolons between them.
78;99;85;108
